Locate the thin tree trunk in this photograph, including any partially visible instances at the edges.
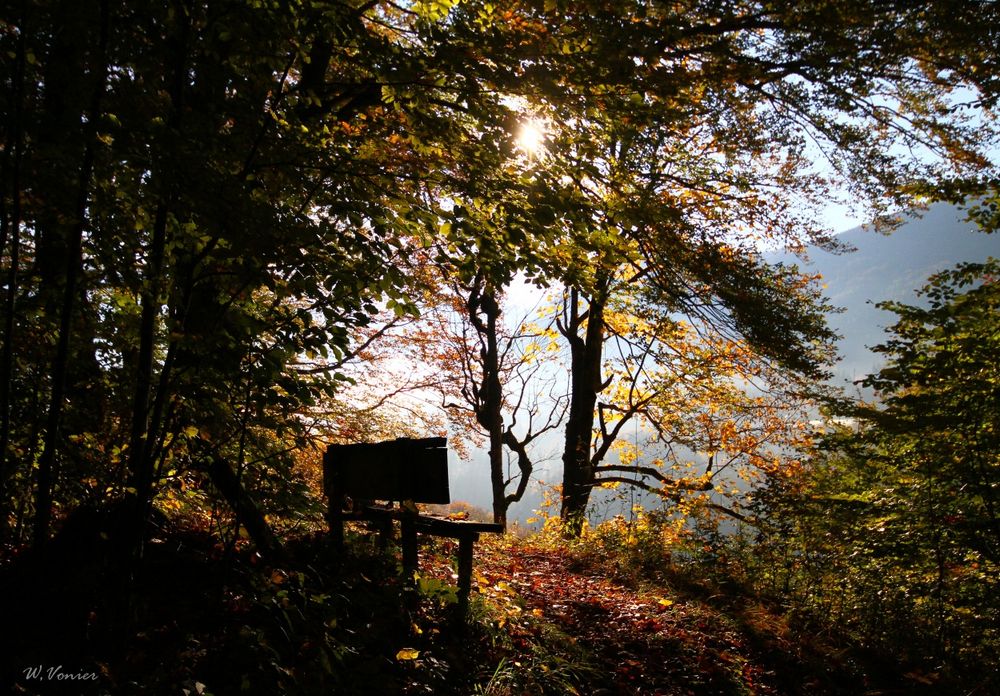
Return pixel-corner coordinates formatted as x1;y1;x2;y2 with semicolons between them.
33;0;110;545
124;0;191;563
33;165;92;544
484;293;507;528
207;455;284;561
0;1;28;523
467;282;508;528
125;201;169;561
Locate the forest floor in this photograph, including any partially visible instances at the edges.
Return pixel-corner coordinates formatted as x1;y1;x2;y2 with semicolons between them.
0;522;954;695
425;536;943;696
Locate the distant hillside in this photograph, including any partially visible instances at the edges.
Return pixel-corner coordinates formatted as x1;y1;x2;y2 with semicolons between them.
779;202;1000;386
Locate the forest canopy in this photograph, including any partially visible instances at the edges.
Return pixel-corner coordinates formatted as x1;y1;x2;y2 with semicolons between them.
3;2;1000;694
1;0;998;550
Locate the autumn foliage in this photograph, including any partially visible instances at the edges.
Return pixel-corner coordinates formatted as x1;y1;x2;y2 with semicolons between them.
1;0;1000;694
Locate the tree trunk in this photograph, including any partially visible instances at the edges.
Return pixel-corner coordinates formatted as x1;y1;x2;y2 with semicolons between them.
559;278;610;537
124;201;170;562
32;0;110;546
467;282;508;528
0;3;28;525
484;294;507;528
207;455;284;561
123;1;192;564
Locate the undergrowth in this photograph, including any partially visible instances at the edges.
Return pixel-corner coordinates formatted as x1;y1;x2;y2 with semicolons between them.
4;512;985;695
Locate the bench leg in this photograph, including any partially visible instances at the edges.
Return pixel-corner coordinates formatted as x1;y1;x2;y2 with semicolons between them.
456;534;477;616
328;513;344;551
401;517;418;583
374;516;393;550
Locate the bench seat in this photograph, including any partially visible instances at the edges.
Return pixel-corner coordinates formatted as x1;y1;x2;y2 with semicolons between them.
323;438;502;613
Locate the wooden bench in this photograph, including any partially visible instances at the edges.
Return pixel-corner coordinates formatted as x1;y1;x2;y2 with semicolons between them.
323;436;502;613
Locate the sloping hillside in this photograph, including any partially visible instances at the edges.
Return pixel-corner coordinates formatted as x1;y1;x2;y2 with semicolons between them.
790;203;1000;385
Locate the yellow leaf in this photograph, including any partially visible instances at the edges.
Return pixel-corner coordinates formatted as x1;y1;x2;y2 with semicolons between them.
395;648;420;661
657;598;674;607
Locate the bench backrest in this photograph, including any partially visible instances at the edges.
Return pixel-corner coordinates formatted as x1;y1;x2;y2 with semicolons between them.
323;436;450;505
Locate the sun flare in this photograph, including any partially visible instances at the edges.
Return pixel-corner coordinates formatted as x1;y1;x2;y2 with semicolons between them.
515;118;547;156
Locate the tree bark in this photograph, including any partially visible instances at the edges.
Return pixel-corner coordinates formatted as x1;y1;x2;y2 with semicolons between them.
125;201;170;561
207;455;284;561
559;277;610;537
32;0;110;546
0;1;28;524
123;0;192;564
467;281;508;528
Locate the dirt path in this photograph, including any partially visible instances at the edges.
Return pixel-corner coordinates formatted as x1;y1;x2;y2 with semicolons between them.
471;543;880;696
